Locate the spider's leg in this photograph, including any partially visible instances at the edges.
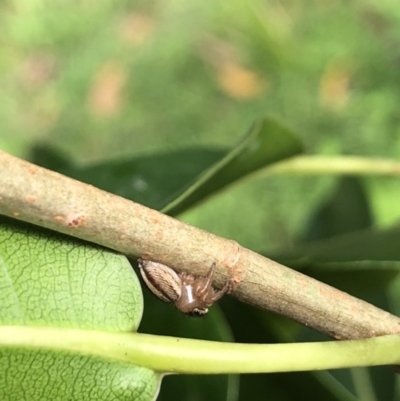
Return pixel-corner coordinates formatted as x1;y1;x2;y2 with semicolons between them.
209;279;233;303
197;262;216;296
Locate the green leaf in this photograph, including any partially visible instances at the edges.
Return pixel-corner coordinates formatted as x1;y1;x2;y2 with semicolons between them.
0;349;160;401
304;177;373;241
28;143;73;172
0;216;142;330
163;118;304;215
272;224;400;297
63;148;224;212
278;224;400;264
0;216;160;400
271;176;399;296
300;261;400;297
60;118;303;216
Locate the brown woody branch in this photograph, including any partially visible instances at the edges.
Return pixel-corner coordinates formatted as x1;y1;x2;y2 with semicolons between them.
1;149;400;340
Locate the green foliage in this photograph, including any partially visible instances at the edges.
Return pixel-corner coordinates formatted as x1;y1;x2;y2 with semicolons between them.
0;349;159;401
0;217;142;330
0;216;161;400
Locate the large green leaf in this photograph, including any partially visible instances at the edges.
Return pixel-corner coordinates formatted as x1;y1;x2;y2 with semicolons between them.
0;216;163;400
0;216;142;330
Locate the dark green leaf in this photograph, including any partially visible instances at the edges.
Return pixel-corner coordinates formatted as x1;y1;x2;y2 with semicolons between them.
61;118;303;216
272;224;400;297
304;177;373;241
163;118;304;215
63;148;223;212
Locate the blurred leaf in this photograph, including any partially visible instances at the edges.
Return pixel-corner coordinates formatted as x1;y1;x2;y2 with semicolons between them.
163;118;304;215
138;277;238;401
351;366;395;401
63;148;223;211
279;176;400;296
211;2;290;73
272;222;400;297
220;299;358;401
304;177;373;242
279;223;400;264
60;118;303;216
367;177;400;226
0;216;162;400
181;172;336;254
303;261;399;297
29;143;73;171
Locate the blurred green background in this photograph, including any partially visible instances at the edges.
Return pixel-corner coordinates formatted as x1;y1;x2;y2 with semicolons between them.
3;0;400;250
2;1;400;400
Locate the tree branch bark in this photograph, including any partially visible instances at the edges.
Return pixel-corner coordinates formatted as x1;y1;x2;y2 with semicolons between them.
1;149;399;340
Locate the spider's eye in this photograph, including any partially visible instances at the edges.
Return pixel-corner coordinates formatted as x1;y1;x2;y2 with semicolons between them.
188;308;208;317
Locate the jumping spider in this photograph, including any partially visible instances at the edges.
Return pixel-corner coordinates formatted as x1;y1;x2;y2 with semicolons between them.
138;259;232;317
